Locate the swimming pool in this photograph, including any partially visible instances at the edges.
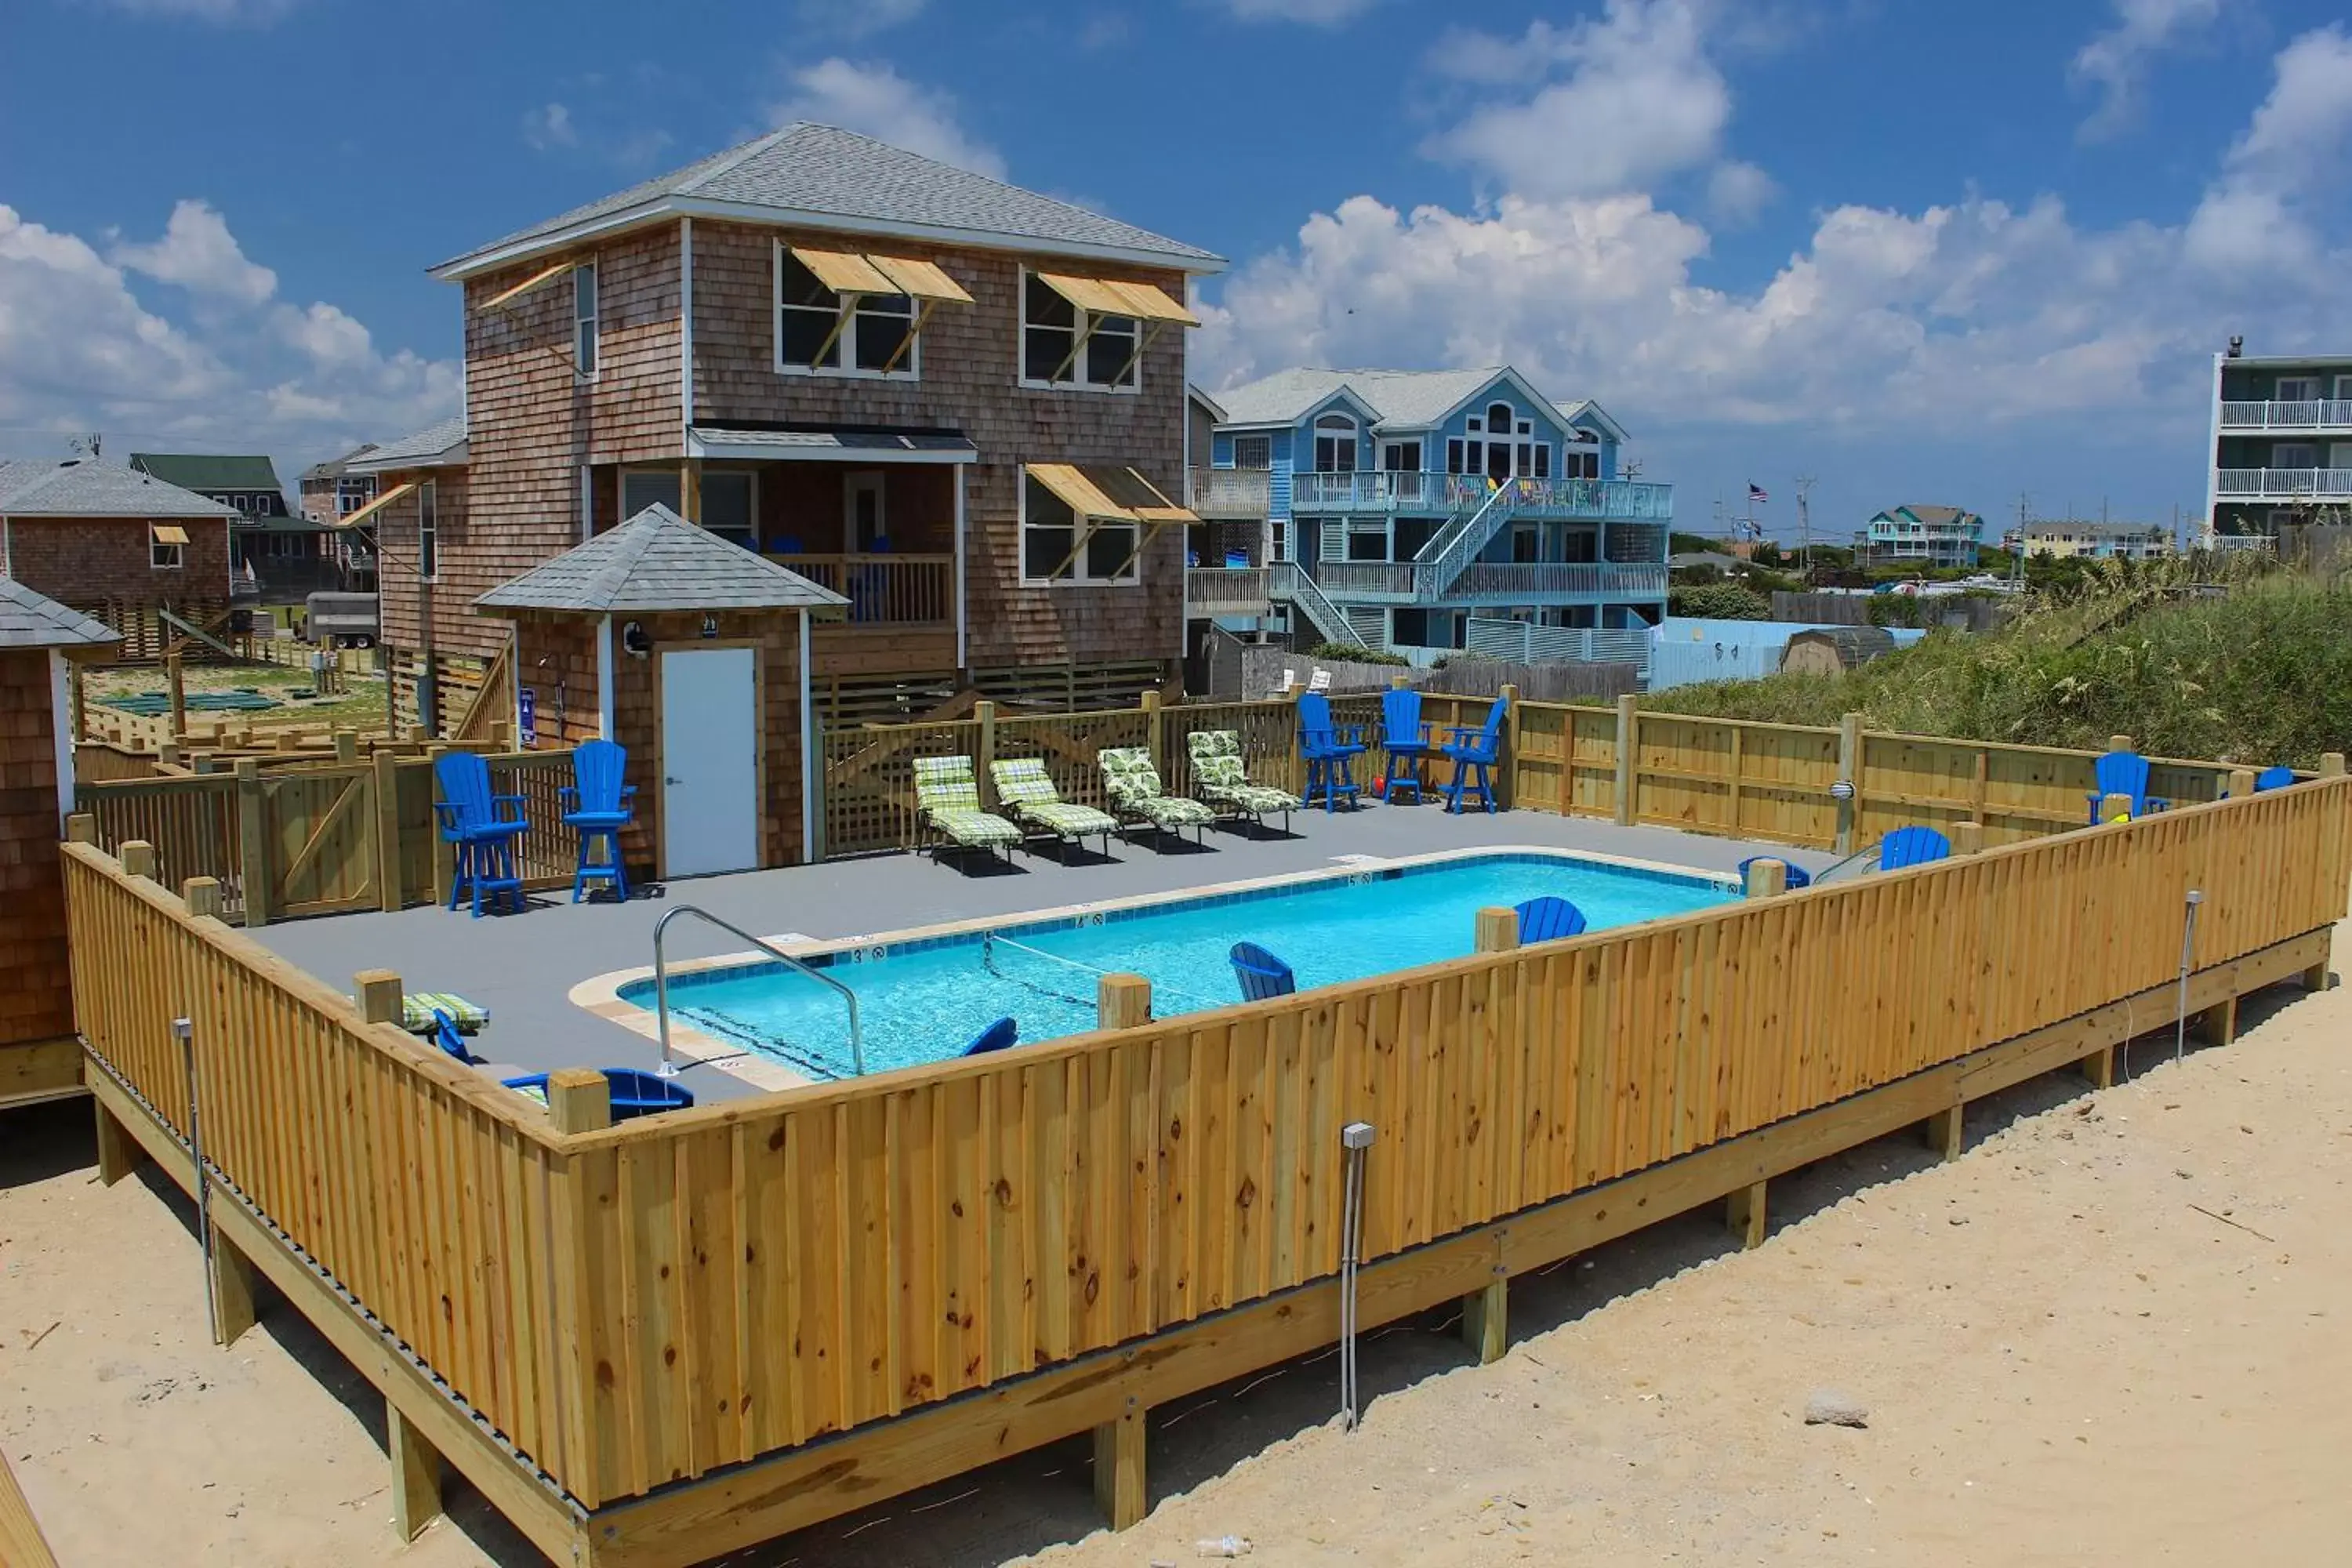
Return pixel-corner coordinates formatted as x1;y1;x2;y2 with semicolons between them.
616;851;1737;1080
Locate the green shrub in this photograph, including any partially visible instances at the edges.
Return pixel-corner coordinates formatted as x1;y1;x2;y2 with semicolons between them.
1305;641;1410;667
1668;582;1773;620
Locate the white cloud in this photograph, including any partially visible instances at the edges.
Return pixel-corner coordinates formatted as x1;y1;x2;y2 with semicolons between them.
78;0;302;22
1425;1;1731;200
110;200;277;307
2184;26;2352;276
2071;0;2225;140
768;58;1006;178
1704;160;1778;228
0;202;456;469
521;103;579;151
794;0;926;38
1214;0;1385;23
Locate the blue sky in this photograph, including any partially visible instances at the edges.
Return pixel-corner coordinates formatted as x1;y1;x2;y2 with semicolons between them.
4;0;2350;542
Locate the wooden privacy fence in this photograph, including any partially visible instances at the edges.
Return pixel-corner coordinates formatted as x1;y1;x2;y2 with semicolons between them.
74;747;577;924
824;691;2280;862
61;779;2352;1559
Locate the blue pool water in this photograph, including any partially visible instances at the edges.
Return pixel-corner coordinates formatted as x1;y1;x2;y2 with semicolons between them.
620;852;1735;1080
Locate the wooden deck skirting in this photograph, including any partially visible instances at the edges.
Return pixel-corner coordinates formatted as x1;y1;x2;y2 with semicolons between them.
0;1450;60;1568
60;779;2352;1564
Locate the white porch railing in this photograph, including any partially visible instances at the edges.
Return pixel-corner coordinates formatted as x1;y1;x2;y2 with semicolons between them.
2215;468;2352;499
1188;468;1273;517
1464;617;1652;671
1184;566;1274;615
1449;563;1670;599
1290;471;1448;510
2219;401;2352;430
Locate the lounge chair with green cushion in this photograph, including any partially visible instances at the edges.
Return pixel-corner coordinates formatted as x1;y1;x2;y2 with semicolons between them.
1099;746;1217;847
911;755;1022;866
989;757;1118;858
401;992;490;1035
1185;730;1300;835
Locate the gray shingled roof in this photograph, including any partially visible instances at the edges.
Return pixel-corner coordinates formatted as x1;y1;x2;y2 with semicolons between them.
0;460;242;520
437;123;1222;277
343;415;466;474
1212;368;1515;430
0;576;118;649
474;505;851;615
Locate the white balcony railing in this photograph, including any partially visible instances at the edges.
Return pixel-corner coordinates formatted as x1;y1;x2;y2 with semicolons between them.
1187;467;1272;517
2219;400;2352;431
2216;468;2352;499
1290;470;1446;510
1183;565;1274;615
1290;471;1675;523
1449;563;1670;600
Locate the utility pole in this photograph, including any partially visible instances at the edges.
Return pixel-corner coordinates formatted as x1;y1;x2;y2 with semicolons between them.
1794;475;1817;580
2014;492;2031;588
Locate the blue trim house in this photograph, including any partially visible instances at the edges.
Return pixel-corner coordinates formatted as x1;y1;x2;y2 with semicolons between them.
1184;366;1671;653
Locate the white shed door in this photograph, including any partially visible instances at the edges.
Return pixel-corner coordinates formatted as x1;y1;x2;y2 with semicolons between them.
659;647;759;878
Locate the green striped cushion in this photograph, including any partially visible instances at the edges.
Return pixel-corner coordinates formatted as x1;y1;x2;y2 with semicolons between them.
401;992;489;1033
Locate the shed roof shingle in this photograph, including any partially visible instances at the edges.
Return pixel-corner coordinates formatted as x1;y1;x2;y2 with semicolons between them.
0;577;119;649
437;124;1222;278
127;452;282;492
343;415;467;474
474;505;851;615
0;460;243;520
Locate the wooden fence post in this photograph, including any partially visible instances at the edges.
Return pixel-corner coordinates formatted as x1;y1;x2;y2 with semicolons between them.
69;661;85;743
373;749;403;913
1462;909;1517;1360
1613;694;1637;827
182;877;221;920
1474;906;1519;953
2099;793;2133;824
387;1404;445;1542
1923;1102;1964;1163
334;728;358;765
1499;683;1521;811
120;840;156;880
1288;688;1308;796
1140;690;1163;779
65;814;95;845
165;652;186;741
426;747;456;912
1092;1399;1147;1531
2321;753;2347;778
975;702;998;812
234;759;270;928
1743;858;1787;898
1835;712;1863;855
1098;974;1152;1031
354;970;403;1026
2227;768;2255;799
546;1068;612;1134
1726;1181;1767;1250
1950;821;1984;857
2107;734;2134;754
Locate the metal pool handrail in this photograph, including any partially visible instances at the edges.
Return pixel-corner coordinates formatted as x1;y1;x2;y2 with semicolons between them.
651;905;865;1079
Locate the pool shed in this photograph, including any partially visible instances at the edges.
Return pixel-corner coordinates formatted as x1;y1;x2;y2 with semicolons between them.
0;579;119;1109
474;505;847;883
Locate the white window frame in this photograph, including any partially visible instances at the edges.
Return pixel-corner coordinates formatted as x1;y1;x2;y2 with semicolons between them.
1018;468;1143;587
772;243;921;382
1017;270;1140;394
148;526;184;571
2273;442;2319;469
1268;519;1288;562
2335;375;2352;399
573;261;598;382
2276;376;2321;401
1232;434;1272;470
417;479;439;583
1312;412;1359;474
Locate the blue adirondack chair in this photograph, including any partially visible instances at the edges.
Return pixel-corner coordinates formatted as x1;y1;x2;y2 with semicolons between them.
1378;688;1436;804
1298;692;1367;812
1231;941;1297;1001
430;1007;472;1062
1223;548;1250;569
561;739;636;903
963;1017;1019;1056
1439;697;1509;814
2254;765;2296;792
1879;826;1951;869
501;1069;695;1123
1513;896;1588;942
1737;855;1813;890
2085;750;2170;822
433;751;528;918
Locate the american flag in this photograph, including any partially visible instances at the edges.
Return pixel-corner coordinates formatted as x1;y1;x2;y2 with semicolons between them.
1748;482;1769;503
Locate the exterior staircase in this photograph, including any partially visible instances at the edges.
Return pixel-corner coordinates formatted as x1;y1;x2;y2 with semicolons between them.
1269;561;1370;649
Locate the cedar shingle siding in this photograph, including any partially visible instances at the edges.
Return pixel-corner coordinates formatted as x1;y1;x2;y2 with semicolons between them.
436;213;1189;683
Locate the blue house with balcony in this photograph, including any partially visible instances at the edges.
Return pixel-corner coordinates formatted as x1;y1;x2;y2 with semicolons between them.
1181;366;1671;657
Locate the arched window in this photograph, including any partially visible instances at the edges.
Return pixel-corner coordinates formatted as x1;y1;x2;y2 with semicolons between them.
1313;412;1359;473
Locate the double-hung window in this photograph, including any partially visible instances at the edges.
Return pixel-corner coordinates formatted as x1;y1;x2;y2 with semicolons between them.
416;481;438;581
573;263;598;380
1022;273;1141;391
1021;470;1140;585
776;247;918;378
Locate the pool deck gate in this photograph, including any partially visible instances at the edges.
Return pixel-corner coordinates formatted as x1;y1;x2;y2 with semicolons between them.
57;713;2352;1566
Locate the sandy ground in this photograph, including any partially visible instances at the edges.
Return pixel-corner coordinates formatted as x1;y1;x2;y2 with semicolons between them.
3;928;2347;1567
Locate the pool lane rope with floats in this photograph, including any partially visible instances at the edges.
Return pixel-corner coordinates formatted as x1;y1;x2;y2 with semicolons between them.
979;931;1227;1018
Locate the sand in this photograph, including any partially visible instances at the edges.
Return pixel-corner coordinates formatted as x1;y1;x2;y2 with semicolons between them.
4;929;2347;1567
